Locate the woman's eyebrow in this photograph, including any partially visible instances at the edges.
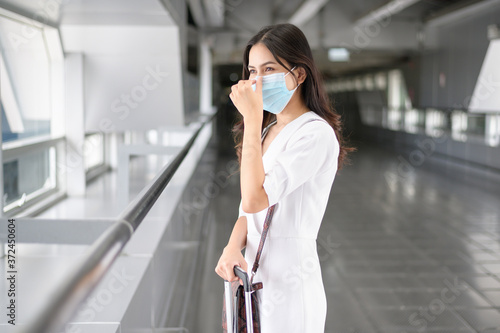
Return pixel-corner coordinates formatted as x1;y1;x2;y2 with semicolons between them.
248;61;277;68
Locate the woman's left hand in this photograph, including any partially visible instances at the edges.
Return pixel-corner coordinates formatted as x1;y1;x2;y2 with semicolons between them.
229;77;263;121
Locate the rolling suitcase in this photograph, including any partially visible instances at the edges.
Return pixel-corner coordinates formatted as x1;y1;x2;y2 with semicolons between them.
223;266;260;333
222;204;276;333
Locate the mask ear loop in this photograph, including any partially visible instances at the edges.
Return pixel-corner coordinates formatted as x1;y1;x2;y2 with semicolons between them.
284;66;297;77
284;66;300;90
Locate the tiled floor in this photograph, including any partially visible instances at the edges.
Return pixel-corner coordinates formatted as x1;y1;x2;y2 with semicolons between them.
195;138;500;333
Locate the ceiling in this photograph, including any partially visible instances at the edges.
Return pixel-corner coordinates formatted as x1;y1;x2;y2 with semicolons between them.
190;0;490;77
0;0;493;78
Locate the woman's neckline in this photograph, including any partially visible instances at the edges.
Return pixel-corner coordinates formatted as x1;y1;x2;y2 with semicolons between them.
263;111;313;137
262;111;313;156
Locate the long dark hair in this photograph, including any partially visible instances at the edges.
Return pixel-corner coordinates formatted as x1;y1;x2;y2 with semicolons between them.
232;23;354;170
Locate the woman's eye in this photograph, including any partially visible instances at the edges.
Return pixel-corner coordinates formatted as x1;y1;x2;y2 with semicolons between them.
265;67;274;72
249;69;256;74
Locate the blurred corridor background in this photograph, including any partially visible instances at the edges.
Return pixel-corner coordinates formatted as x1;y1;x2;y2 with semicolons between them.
1;0;500;332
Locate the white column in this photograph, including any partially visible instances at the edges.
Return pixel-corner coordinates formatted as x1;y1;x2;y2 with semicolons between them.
199;34;214;114
106;132;122;170
64;53;86;196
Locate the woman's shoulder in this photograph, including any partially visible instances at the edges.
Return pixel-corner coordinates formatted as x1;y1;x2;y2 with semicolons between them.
295;111;337;141
288;111;339;168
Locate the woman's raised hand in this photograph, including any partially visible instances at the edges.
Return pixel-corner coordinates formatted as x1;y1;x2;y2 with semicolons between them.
215;245;248;284
229;77;263;120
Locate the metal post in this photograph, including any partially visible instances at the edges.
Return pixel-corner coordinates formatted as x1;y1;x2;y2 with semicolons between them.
199;34;214;114
224;281;234;333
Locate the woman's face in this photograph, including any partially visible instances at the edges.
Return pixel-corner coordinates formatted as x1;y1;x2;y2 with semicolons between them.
248;43;298;91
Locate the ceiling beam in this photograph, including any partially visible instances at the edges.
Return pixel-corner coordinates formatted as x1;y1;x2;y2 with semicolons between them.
202;0;224;27
424;0;495;27
187;0;206;27
355;0;421;26
289;0;330;27
186;0;225;27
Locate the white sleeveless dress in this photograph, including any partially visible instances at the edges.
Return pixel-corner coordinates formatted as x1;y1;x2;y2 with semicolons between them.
238;111;339;333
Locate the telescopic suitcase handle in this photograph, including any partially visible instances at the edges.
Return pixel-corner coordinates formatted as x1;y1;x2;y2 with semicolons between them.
233;266;251;292
224;266;249;333
224;204;276;333
223;266;254;333
234;266;254;333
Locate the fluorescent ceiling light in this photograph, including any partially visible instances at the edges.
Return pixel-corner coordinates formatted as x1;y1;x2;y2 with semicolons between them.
328;48;350;62
289;0;329;26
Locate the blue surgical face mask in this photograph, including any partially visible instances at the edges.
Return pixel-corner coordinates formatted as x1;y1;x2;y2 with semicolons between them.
252;67;300;114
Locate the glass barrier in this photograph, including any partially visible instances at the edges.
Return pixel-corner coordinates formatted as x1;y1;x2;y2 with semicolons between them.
365;106;500;147
3;145;56;212
328;68;500;148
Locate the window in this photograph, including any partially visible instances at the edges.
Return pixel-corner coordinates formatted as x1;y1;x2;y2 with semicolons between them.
1;9;64;214
451;110;468;142
386;108;402;130
425;109;447;137
387;69;412;112
0;14;51;142
3;146;56;211
485;114;500;147
404;109;420;134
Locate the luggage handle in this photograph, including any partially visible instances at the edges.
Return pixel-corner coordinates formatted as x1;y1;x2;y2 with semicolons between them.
223;266;254;333
233;266;251;292
234;266;254;333
223;203;276;333
223;266;249;333
223;265;250;290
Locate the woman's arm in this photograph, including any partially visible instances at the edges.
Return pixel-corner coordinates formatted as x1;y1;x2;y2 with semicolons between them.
215;216;249;281
229;78;270;213
225;216;248;252
240;116;269;213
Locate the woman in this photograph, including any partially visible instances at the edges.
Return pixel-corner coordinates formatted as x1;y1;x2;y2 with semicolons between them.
215;23;353;332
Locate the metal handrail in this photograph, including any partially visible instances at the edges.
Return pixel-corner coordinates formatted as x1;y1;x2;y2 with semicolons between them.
18;112;216;333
